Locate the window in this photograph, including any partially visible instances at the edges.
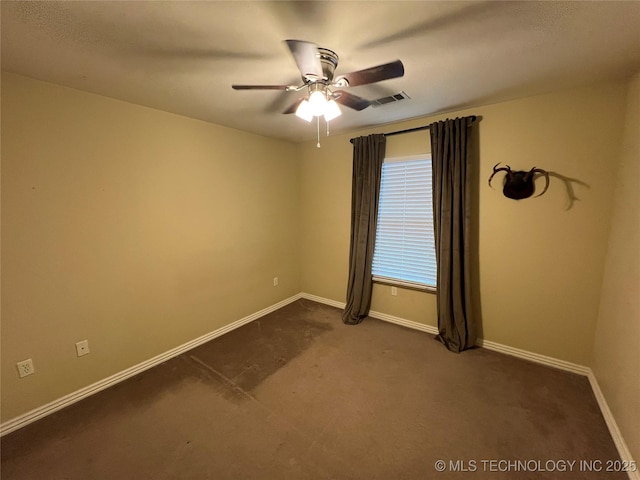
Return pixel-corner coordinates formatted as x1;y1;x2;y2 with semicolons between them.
372;154;437;290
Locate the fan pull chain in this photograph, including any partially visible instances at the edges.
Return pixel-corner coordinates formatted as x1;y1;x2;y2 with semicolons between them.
317;116;321;148
326;120;330;137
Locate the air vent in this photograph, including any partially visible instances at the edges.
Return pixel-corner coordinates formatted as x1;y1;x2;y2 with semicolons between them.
371;91;410;108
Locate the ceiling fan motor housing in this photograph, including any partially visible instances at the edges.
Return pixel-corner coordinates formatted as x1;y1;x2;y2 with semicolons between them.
317;48;339;83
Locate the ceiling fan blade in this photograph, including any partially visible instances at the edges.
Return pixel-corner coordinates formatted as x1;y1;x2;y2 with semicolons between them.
333;91;372;111
283;97;306;114
285;39;324;80
232;85;292;90
335;60;404;87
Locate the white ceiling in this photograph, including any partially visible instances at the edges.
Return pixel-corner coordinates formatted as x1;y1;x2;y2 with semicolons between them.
2;1;640;143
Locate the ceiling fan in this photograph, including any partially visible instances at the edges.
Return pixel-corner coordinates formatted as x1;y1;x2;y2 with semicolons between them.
232;39;405;128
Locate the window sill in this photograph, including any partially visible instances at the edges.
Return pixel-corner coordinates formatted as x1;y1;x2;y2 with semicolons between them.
372;276;437;294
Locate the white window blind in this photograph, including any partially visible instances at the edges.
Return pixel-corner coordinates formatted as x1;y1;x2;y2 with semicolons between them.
372;155;437;289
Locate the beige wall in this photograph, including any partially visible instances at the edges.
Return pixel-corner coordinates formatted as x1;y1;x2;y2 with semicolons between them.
300;81;628;366
592;72;640;462
1;73;300;421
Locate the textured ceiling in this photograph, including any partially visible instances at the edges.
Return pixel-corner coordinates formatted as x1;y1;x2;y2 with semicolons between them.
2;1;640;143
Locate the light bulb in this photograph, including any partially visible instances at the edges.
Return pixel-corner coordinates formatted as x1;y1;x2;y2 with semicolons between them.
323;99;342;121
308;90;328;116
295;99;313;122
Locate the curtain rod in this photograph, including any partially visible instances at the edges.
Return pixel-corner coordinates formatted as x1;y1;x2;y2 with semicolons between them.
349;115;477;144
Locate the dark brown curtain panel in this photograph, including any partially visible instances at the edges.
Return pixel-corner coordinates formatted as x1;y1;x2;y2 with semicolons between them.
342;134;386;325
429;117;477;352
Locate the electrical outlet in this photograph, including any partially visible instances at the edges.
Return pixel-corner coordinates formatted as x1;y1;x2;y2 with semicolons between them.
391;286;398;296
76;340;90;357
17;359;35;378
273;277;279;287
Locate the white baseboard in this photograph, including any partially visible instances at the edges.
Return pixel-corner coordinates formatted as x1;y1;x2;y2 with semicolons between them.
300;292;636;478
587;371;639;480
475;338;590;375
0;293;303;437
300;292;345;309
299;292;439;334
369;309;440;335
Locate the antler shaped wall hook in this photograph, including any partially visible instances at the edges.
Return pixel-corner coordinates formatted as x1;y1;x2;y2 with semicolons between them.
488;163;550;200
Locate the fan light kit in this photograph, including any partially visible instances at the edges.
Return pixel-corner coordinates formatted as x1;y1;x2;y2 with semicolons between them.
232;40;405;147
295;84;342;122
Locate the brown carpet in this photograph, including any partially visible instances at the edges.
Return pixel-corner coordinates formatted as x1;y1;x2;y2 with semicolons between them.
1;299;624;479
